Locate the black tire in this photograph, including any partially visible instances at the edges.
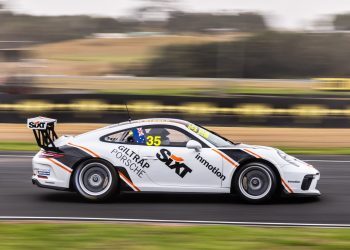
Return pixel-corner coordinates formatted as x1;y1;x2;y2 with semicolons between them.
233;162;278;203
73;159;118;201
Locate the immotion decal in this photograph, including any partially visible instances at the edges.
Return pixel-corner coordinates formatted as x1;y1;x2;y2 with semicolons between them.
195;153;226;181
111;145;150;178
156;149;192;178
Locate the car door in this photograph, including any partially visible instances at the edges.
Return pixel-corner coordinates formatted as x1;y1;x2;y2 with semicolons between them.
137;125;224;188
99;127;154;191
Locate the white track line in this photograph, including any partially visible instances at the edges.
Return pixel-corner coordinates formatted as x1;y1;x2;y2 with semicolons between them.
1;155;350;164
304;160;350;163
0;155;33;158
1;155;350;163
0;216;350;228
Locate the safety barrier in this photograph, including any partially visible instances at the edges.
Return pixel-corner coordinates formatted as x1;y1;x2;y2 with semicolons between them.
1;93;349;127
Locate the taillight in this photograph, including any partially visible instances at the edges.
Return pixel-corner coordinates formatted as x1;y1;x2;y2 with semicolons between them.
40;151;64;158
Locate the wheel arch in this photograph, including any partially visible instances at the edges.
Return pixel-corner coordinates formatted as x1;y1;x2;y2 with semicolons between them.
230;158;282;194
68;157;119;190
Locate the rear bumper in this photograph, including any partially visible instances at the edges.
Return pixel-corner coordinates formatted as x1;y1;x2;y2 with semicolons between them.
32;178;69;191
32;151;72;190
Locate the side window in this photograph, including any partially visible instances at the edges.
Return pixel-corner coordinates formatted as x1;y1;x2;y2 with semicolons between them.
144;126;192;147
102;127;147;144
102;125;200;147
102;129;136;144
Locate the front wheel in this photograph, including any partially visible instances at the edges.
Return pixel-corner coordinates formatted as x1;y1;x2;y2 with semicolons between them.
73;159;118;201
234;162;278;203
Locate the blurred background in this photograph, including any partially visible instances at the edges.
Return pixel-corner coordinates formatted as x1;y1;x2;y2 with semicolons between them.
2;0;350;151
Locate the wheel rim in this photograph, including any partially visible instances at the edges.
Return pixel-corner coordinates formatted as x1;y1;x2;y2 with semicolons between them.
78;162;113;196
238;165;272;200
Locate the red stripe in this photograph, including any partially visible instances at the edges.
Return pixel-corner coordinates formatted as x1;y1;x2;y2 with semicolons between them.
68;142;100;158
212;148;238;168
244;149;262;159
118;171;140;192
47;158;72;173
282;178;293;193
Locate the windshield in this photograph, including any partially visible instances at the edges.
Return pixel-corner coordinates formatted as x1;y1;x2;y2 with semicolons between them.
186;123;238;147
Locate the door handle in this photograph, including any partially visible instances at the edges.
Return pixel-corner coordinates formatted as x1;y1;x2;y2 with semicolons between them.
142;156;157;160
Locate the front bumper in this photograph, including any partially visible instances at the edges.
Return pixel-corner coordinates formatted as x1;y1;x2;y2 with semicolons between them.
281;164;321;196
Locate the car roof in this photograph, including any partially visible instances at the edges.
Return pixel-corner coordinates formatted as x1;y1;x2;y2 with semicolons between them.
112;118;190;128
74;118;193;139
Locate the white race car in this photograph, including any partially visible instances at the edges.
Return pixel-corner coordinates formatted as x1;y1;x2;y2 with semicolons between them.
28;117;320;203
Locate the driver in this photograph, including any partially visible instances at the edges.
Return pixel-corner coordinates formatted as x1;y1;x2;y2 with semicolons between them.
147;128;170;145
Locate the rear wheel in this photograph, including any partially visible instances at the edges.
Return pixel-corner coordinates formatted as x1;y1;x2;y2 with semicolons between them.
73;159;118;201
234;162;277;203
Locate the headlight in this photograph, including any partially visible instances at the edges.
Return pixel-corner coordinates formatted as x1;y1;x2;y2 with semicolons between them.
277;150;300;167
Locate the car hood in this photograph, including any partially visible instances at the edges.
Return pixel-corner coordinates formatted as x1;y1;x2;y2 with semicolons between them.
217;144;292;166
219;143;277;151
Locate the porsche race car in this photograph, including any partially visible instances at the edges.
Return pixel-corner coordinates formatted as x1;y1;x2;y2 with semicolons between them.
28;117;320;203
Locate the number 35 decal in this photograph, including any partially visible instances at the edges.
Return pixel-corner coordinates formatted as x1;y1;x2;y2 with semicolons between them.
146;136;161;146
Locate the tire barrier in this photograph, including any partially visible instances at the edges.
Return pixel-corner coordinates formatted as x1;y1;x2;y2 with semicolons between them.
1;93;350;127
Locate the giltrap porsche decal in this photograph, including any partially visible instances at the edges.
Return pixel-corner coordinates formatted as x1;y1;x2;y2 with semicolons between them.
156;149;192;178
111;146;150;178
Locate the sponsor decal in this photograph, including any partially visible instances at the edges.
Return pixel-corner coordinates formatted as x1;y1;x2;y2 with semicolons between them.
28;121;46;129
37;169;51;176
288;180;301;184
34;167;51;176
146;135;161;146
111;145;149;178
187;124;209;139
195;153;226;181
156;149;192;178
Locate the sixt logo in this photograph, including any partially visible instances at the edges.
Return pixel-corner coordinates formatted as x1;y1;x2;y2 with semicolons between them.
156;149;192;178
28;121;46;129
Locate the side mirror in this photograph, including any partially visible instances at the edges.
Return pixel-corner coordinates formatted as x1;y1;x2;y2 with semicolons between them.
186;140;202;152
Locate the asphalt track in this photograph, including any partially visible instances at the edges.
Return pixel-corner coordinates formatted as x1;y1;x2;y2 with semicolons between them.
1;152;350;226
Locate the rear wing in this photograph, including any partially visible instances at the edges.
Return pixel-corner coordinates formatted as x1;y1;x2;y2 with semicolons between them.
27;116;59;151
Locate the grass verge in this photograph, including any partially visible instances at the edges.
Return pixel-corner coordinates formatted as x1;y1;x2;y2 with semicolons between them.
0;141;349;155
278;147;350;155
0;142;39;151
0;223;350;249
